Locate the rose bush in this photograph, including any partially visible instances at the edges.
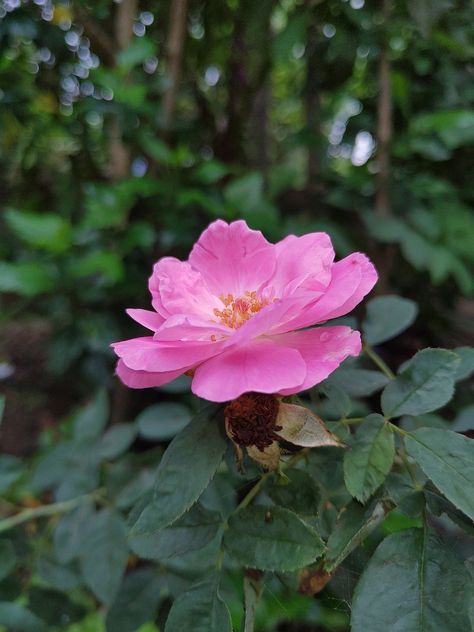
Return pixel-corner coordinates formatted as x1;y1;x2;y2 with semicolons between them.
113;219;377;401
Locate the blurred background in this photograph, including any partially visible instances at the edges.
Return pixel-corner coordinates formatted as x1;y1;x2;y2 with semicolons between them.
1;1;474;630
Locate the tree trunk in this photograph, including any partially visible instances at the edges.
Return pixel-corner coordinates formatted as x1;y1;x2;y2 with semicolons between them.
375;5;392;216
374;0;394;291
305;18;321;194
108;0;138;181
162;0;188;130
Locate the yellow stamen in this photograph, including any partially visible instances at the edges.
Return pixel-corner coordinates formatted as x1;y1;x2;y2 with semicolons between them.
213;291;271;328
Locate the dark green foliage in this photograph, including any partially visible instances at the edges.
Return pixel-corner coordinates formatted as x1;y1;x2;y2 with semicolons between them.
79;508;129;604
351;528;473;632
164;572;232;632
130;405;227;535
381;349;460;417
105;568;162;632
343;414;395;503
1;1;474;630
223;506;325;571
405;428;474;520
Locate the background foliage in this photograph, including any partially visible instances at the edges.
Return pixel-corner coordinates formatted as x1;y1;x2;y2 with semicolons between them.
0;1;473;631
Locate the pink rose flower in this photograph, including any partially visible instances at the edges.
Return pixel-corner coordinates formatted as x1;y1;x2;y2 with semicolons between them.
112;220;377;402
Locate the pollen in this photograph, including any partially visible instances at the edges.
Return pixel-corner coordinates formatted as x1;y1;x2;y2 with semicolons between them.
213;291;270;328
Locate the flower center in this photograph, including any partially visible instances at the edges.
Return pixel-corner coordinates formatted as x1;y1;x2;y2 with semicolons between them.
213;291;270;329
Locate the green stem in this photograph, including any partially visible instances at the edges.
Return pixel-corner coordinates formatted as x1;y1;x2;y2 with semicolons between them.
363;343;396;380
235;449;310;513
389;422;408;437
243;575;262;632
0;490;102;535
236;473;272;512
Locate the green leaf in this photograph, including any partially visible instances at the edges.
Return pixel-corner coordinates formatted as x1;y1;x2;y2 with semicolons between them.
53;503;95;564
28;587;86;627
0;541;16;581
272;12;307;63
137;133;173;165
136;403;192;441
325;500;392;571
412;109;474;149
194;161;229;184
343;415;395;503
381;348;459;417
129;503;221;561
131;405;226;534
327;368;390;397
80;508;128;604
224;172;263;212
73;390;109;442
351;527;473;631
37;558;81;591
0;455;23;494
99;424;137;460
318;382;352;419
69;251;125;284
453;404;474;432
0;602;46;632
0;261;55;296
424;486;474;536
363;295;418;345
32;442;100;500
223;506;325;571
106;568;162;632
81;181;137;229
405;428;474;520
267;469;320;515
408;0;453;37
454;346;474;382
164;571;232;632
117;37;155;69
4;208;72;252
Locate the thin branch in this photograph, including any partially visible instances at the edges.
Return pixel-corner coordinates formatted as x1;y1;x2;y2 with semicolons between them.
0;490;103;535
363;342;396;380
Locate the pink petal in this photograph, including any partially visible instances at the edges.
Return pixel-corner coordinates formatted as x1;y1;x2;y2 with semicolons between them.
112;336;224;372
273;326;362;395
188;219;276;296
154;314;230;342
116;359;184;389
126;308;165;331
191;340;307;402
273;253;377;333
148;257;221;319
228;295;311;346
268;232;334;297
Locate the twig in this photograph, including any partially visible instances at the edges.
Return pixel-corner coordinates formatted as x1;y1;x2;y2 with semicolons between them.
363;343;396;380
0;490;103;534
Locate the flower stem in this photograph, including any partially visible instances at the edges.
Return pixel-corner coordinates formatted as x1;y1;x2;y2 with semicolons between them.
0;490;103;535
235;448;310;513
363;343;396;380
236;473;272;512
244;574;263;632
